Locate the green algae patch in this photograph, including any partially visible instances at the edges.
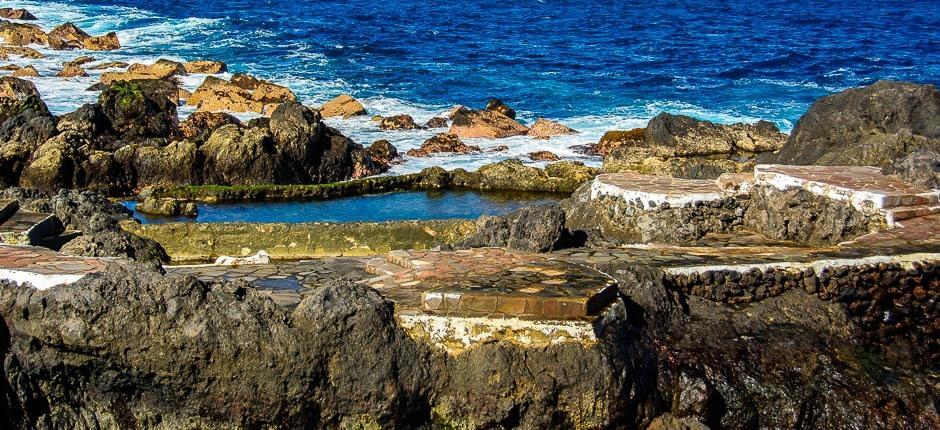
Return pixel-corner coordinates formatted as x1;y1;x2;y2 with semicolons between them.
122;219;476;262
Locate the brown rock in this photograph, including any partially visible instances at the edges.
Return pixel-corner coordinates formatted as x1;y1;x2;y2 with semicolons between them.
179;111;241;142
57;64;89;78
380;114;422;130
0;8;38;20
47;22;90;49
88;61;128;70
84;32;120;51
425;116;448;128
0;76;41;100
63;56;95;67
486;98;517;119
489;145;509;153
0;22;46;46
596;128;645;156
187;74;294;114
0;64;19;71
320;94;367;118
11;65;38;77
406;133;481;157
0;46;44;59
367;139;400;164
527;118;577;139
101;59;186;83
448;106;529;139
183;60;227;74
528;151;560;161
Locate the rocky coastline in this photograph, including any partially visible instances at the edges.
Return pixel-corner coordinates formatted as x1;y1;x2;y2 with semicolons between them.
0;7;938;430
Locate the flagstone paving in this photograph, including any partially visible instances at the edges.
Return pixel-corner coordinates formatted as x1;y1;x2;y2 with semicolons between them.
0;244;116;289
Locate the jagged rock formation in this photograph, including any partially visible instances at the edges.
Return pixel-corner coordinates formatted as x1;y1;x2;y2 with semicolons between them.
762;80;940;188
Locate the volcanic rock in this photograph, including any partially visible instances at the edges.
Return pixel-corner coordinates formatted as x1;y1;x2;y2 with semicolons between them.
183;60;228;74
527;118;577;139
10;65;38;77
449;105;529;138
485;98;517;119
137;196;198;217
425;116;448;128
188;74;296;114
379;114;421;130
56;64;89;78
320;94;367;118
460;202;567;252
179;111;241;143
406;133;480;157
98;79;180;143
0;21;45;45
0;45;43;59
101;59;186;83
0;8;37;20
367;139;400;164
596;128;645;156
528;150;560;161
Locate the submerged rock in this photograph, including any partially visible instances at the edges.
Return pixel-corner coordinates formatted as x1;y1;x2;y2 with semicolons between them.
0;45;43;59
319;93;367;118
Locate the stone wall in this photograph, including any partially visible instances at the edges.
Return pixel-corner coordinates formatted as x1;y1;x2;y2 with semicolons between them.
664;260;939;364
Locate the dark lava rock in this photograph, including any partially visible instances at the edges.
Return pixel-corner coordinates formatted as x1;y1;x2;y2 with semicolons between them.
379;114;422;131
406;133;480;157
98;79;180;145
460;202;567;252
179;111;240;143
425;116;448;128
485;98;516;119
763;81;940;178
367;139;399;165
0;78;56;186
882;147;940;189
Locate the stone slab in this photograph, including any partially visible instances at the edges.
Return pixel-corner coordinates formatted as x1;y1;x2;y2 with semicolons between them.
0;244;115;289
590;172;730;209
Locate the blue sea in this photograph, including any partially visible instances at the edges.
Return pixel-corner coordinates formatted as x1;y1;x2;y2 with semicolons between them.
4;0;939;173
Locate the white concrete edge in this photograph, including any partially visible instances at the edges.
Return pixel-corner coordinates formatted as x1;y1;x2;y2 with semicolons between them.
663;252;940;277
0;269;86;290
590;178;727;210
398;313;597;352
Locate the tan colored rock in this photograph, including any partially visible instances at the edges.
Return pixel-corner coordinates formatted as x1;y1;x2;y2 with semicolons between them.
183;60;227;74
101;59;186;84
187;74;293;114
596;128;645;156
0;8;38;20
448;106;529;139
56;64;88;78
63;56;95;67
527;118;577;139
379;114;421;130
88;61;128;70
0;22;46;46
406;133;480;157
528;150;560;161
320;94;367;118
11;65;38;77
425;116;448;128
84;32;120;51
0;76;41;100
0;64;19;71
48;22;89;45
0;46;43;59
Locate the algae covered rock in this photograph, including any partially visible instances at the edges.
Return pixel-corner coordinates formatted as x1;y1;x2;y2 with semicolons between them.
528;150;560;161
477;159;598;193
137;195;198;217
99;79;180;142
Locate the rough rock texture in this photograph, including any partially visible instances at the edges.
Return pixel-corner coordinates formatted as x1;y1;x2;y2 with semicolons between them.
425;116;448;128
527;118;577;139
0;78;57;187
10;65;38;77
0;46;43;59
55;64;88;78
182;60;227;74
136;195;197;217
448;106;529;139
485;98;516;119
379;114;421;130
464;159;597;193
459;202;567;252
743;185;883;245
178;111;240;143
406;133;480;157
563;182;747;245
604;114;786;179
0;8;37;20
319;94;367;118
367;139;399;165
882;147;940;189
186;74;296;114
0;188;168;264
764;81;940;186
528;150;560;161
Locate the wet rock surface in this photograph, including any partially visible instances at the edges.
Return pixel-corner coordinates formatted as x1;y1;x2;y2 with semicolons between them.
406;133;480;157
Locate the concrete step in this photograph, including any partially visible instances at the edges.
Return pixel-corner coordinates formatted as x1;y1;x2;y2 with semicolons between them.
0;212;65;246
0;199;19;224
385;249;417;270
885;205;940;225
365;257;406;277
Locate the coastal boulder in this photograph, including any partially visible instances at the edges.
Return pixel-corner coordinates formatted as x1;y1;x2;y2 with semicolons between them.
10;65;38;77
527;118;577;139
48;22;90;48
762;80;940;185
474;159;597;193
188;74;295;114
406;133;480;157
202;124;278;185
596;128;644;156
0;46;43;59
0;8;38;20
460;203;567;252
137;196;198;217
83;32;120;51
56;64;89;78
379;114;422;130
0;21;45;45
368;139;400;165
0;78;57;184
528;150;560;161
101;59;186;83
179;111;241;143
99;80;180;144
485;98;517;119
449;105;529;138
320;94;367;118
425;116;448;128
183;60;228;74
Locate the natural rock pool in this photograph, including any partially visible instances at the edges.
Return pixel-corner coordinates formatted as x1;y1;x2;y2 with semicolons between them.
124;190;563;224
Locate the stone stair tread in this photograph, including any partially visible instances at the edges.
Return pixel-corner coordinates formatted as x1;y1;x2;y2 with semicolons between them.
885;204;940;223
0;199;19;225
0;211;55;233
365;257;407;277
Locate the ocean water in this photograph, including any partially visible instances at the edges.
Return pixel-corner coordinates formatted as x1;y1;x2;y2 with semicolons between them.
123;190;563;224
3;0;939;174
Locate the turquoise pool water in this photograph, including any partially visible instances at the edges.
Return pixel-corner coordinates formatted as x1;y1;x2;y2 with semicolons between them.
125;190;563;224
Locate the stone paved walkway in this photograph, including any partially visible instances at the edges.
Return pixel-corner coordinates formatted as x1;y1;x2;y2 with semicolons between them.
591;172;735;209
365;248;617;320
0;244;115;289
